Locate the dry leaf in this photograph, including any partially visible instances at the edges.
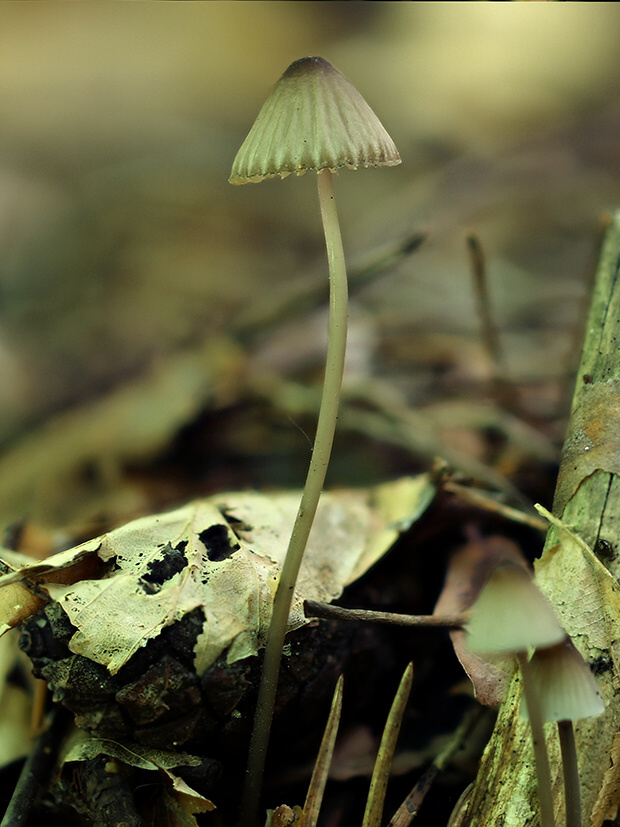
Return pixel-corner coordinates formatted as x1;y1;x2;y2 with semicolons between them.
534;505;620;677
3;475;434;676
266;804;305;827
63;734;204;773
0;544;104;636
0;544;102;589
433;527;529;706
62;734;214;819
0;580;45;636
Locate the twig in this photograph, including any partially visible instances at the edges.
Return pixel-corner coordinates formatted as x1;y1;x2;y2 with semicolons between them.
442;480;548;531
304;600;467;629
1;708;64;827
466;234;504;371
234;232;425;341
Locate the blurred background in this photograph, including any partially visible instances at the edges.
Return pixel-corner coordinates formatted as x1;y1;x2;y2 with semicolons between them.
2;1;620;528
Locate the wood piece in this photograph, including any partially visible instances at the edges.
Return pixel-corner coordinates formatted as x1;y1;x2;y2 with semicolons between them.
457;212;620;827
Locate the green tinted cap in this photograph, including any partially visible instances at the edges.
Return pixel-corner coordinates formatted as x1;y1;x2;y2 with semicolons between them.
523;638;605;722
229;57;401;185
466;563;565;655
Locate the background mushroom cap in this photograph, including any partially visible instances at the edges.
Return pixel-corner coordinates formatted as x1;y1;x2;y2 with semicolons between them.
466;562;565;655
229;56;401;185
523;638;605;722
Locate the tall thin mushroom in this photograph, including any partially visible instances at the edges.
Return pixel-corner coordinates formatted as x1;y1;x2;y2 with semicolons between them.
229;56;401;825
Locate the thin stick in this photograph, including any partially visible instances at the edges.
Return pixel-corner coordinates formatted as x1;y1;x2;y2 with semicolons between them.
466;235;503;370
241;169;348;827
304;600;467;629
234;231;424;341
389;763;440;827
466;234;519;411
442;481;548;532
518;653;556;827
558;720;582;827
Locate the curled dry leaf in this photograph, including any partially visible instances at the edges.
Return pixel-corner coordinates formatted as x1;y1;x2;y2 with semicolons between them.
0;544;103;589
1;475;434;676
265;804;305;827
0;579;45;636
433;527;530;707
0;544;108;636
61;734;214;819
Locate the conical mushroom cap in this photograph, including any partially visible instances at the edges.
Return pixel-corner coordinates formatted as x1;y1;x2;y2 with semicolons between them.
522;638;605;722
466;562;565;655
229;56;401;185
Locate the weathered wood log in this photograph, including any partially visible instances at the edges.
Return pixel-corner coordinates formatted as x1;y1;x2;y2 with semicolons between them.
455;213;620;826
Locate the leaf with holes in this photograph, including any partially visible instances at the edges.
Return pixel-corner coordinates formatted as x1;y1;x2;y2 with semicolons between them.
4;474;434;675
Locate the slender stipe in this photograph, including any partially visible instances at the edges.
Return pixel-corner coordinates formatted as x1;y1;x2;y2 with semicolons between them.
518;653;556;827
241;170;348;827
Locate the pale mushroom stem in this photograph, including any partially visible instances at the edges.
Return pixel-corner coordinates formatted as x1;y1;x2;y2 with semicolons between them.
241;169;348;827
558;719;582;827
518;653;556;827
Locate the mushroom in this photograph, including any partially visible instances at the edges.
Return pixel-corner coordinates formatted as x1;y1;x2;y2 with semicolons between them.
525;638;605;827
229;56;400;824
466;562;566;827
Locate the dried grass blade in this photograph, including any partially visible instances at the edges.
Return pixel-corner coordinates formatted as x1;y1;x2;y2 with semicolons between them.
303;675;344;827
362;662;413;827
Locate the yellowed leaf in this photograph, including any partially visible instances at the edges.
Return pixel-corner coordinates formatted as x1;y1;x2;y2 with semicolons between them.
0;546;103;636
534;504;620;676
8;475;433;676
0;581;45;636
0;545;101;589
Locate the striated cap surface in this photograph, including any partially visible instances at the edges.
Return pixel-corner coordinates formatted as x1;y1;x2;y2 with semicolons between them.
466;562;565;655
229;56;401;185
524;638;605;722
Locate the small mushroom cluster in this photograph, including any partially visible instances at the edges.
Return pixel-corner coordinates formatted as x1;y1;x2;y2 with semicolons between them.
466;562;605;827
